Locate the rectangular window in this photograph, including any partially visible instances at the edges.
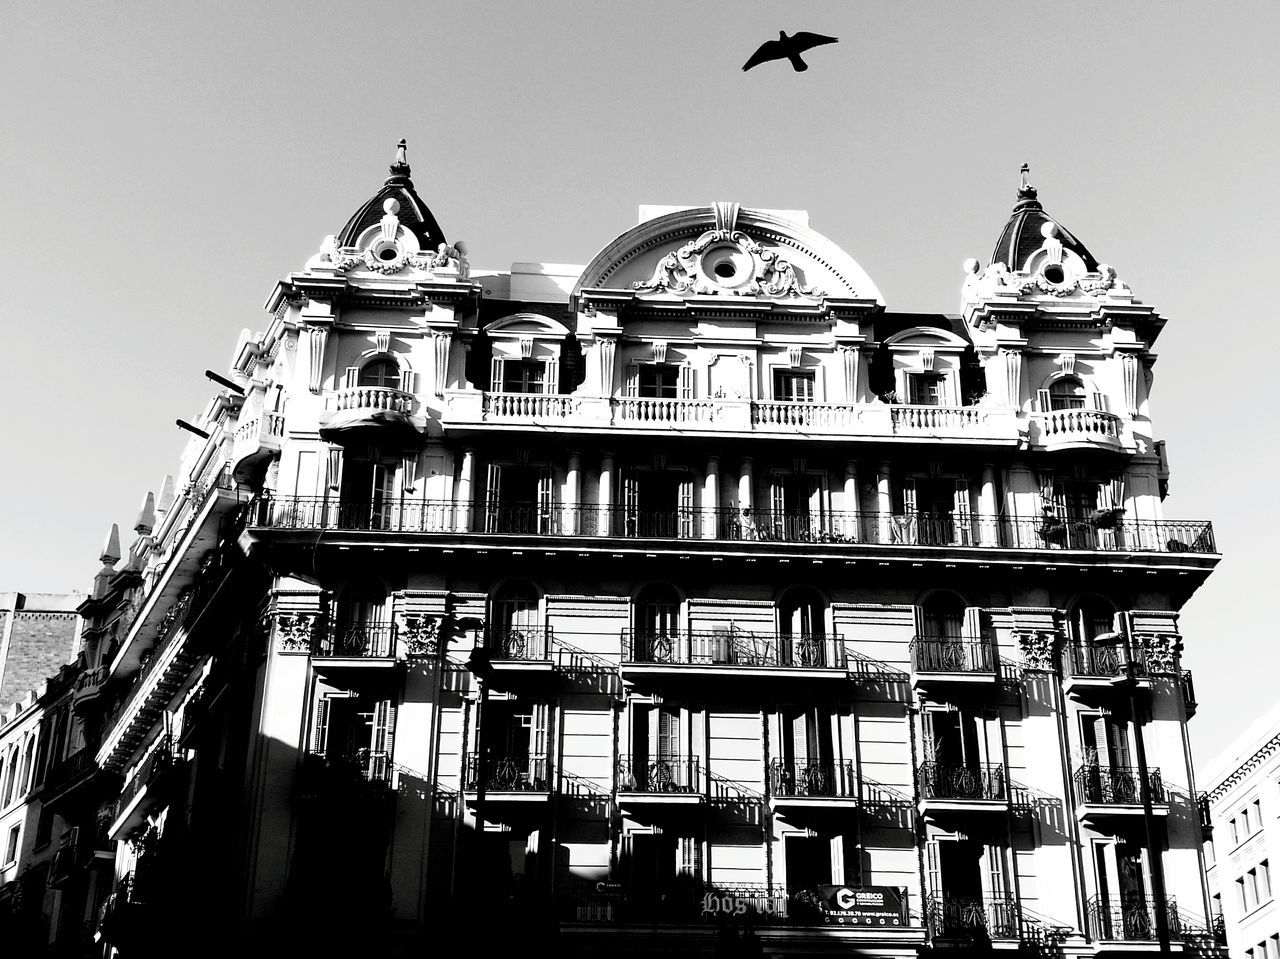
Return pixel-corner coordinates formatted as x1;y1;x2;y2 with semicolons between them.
908;372;945;406
1238;876;1249;910
1254;798;1263;832
773;369;816;402
4;824;17;865
638;364;680;399
1205;836;1215;865
1244;805;1253;836
34;804;55;848
1260;859;1271;902
502;359;546;395
1231;818;1239;845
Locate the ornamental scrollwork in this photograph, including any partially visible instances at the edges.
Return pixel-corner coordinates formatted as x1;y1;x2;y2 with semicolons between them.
1139;633;1182;675
1016;629;1060;672
398;614;441;657
274;611;321;654
633;229;823;298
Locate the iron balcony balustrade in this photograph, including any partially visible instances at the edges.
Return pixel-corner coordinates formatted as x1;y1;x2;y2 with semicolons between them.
297;749;393;802
1075;763;1167;809
909;636;998;689
1087;894;1181;942
464;753;551;794
617;757;702;795
248;495;1217;555
768;759;857;801
1180;669;1198;718
923;894;1022;941
107;739;179;840
621;629;846;671
43;746;99;801
485;626;554;662
1063;642;1153;699
917;762;1008;817
313;622;397;659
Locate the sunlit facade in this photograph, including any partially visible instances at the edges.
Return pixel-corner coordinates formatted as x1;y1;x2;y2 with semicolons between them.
2;146;1225;957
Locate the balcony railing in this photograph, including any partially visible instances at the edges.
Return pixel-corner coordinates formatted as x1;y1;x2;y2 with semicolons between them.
613;396;720;425
314;622;396;658
109;739;175;829
1034;408;1123;444
617;757;701;794
298;750;393;798
464;754;550;792
484;391;577;420
909;637;996;674
1180;670;1197;714
924;895;1022;940
1074;764;1165;805
918;762;1006;802
44;746;97;796
1087;895;1180;941
769;759;856;799
891;404;990;433
331;385;414;414
621;629;845;669
485;626;553;661
1066;642;1143;678
248;496;1217;555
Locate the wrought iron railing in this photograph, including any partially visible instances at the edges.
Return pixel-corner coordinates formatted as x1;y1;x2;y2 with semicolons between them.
314;622;396;658
617;757;701;794
918;762;1007;802
108;739;174;827
1180;670;1197;712
464;754;550;792
43;746;96;796
909;637;996;674
1066;642;1145;678
1197;791;1212;832
924;894;1022;939
485;626;553;661
1073;764;1165;805
621;629;845;669
247;495;1218;555
769;759;856;798
1086;894;1180;941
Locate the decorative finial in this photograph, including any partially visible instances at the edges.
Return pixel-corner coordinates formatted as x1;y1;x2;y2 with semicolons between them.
100;523;121;565
389;138;411;177
134;491;156;536
1020;163;1030;191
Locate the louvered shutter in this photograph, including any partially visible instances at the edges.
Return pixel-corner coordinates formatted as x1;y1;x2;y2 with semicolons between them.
963;607;983;644
953;478;972;545
532;703;550;784
925;840;943;901
896;477;917;544
373;700;397;766
678;476;696;538
679;365;695;399
1090;391;1108;412
537;469;554;533
484;463;502;533
657;708;678;762
345;366;360;389
312;697;331;756
490;356;505;393
625;363;640;397
985;845;1007;899
902;477;918;515
679;837;702;880
1036;388;1052;412
1082;715;1104;767
543;357;558;395
399;367;414;394
808;474;825;536
1107;718;1130;769
793;711;810;765
622;470;639;537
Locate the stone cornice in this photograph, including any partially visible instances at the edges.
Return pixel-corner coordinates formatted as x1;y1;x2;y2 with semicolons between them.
1207;731;1280;805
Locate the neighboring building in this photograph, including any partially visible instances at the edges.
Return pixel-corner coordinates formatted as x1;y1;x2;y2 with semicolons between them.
2;145;1226;957
1204;702;1280;959
0;593;83;712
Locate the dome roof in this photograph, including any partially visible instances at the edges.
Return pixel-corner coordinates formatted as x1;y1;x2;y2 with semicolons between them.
991;176;1098;273
337;139;446;250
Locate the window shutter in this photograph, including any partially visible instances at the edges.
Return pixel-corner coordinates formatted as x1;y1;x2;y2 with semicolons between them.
490;357;505;393
953;478;972;544
484;463;502;533
679;365;695;400
532;703;550;763
399;368;414;394
543;357;558;395
373;700;397;757
1107;718;1130;769
342;366;358;389
963;606;983;644
537;469;554;533
658;708;678;761
680;836;702;880
622;470;639;535
912;604;927;636
985;845;1007;899
678;477;696;538
793;711;810;765
625;363;640;397
1090;391;1108;412
901;477;917;516
312;697;331;755
808;475;825;523
1036;388;1052;412
925;840;943;900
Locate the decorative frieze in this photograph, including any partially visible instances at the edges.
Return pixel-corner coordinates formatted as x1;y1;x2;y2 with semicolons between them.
1139;633;1182;675
398;613;441;657
274;611;321;654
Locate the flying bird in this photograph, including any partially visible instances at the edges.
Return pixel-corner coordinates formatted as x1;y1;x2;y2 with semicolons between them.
742;30;839;73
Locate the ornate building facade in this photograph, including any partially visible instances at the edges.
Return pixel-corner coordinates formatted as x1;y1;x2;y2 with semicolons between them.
1;145;1223;957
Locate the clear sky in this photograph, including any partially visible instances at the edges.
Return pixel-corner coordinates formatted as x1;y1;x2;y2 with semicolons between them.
1;1;1274;767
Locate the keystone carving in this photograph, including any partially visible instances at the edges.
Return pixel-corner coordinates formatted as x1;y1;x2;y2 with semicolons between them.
633;229;823;298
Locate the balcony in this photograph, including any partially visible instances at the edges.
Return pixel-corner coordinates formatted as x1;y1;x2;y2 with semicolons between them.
312;622;397;670
320;385;421;445
768;759;857;809
464;754;551;805
1181;670;1198;718
247;495;1219;558
617;757;704;810
909;637;998;690
620;629;847;680
889;404;1017;443
42;746;99;804
484;627;555;681
71;663;110;713
297;750;393;803
107;739;180;840
917;762;1007;817
924;894;1022;941
230;410;284;484
1031;408;1125;453
1087;895;1181;943
1073;764;1167;823
1063;643;1152;699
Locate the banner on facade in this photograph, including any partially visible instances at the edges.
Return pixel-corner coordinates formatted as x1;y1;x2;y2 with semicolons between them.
808;885;907;926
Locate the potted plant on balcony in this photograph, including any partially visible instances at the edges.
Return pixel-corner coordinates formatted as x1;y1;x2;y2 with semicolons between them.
1037;509;1067;544
1089;507;1125;529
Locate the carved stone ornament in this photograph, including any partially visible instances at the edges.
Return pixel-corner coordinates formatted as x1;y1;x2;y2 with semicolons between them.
1017;630;1059;672
633;228;823;298
319;238;470;279
1140;634;1182;675
398;614;441;657
275;611;321;653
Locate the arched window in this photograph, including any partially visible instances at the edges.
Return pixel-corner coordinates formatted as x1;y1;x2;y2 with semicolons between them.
1071;598;1117;644
778;587;828;667
1068;597;1119;676
19;738;35;796
633;584;681;662
358;357;402;389
333;581;389;656
2;751;16;806
1048;377;1086;411
921;593;966;640
490;581;541;658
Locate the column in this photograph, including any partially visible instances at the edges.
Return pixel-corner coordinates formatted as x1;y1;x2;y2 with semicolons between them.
456;448;474;532
565;450;581;535
738;457;754;539
877;461;893;545
843;460;860;541
703;456;720;539
978;464;998;546
599;453;614;536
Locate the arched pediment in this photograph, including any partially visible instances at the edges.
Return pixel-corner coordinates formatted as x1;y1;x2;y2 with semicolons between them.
484;313;572;340
572;204;883;307
883;326;970;351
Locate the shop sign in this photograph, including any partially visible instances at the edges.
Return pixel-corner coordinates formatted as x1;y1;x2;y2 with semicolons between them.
810;885;907;926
